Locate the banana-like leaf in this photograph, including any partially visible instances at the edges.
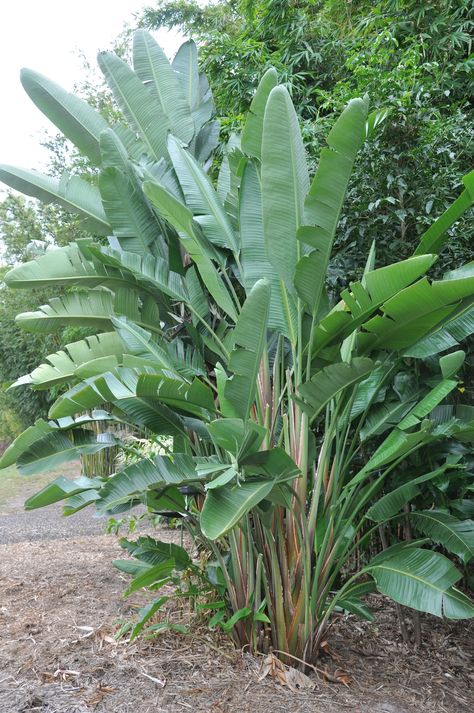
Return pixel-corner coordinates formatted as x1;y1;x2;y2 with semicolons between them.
295;97;369;313
117;397;186;437
239;160;294;338
312;254;436;355
359;273;474;353
90;245;187;302
172;40;200;110
262;85;309;291
366;463;457;522
207;419;266;459
99;166;161;252
225;279;270;419
414;170;474;256
24;475;102;510
337;581;375;621
296;357;374;419
168;135;238;252
15;289;160;334
113;317;204;379
11;332;124;389
133;30;194;144
369;548;474;619
201;478;275;540
405;303;474;358
3;242;128;291
410;510;474;564
0;166;110;235
20;68;109;163
98;51;168;161
241;67;278;159
397;379;458;430
16;429;117;476
137;373;215;417
49;367;214;421
120;535;191;569
98;453;199;510
439;350;465;379
360;400;415;442
143;180;238;320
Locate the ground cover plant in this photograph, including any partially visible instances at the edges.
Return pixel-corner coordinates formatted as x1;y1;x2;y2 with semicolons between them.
0;30;473;665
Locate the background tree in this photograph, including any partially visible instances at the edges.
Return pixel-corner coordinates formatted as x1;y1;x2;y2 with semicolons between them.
140;0;474;286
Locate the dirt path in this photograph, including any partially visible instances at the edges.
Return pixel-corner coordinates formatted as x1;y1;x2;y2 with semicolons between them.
0;475;472;712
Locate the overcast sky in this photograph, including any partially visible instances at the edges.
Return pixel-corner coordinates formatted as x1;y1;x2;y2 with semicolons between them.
0;1;184;171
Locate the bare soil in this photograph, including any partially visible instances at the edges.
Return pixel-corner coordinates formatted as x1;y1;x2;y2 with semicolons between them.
0;471;472;712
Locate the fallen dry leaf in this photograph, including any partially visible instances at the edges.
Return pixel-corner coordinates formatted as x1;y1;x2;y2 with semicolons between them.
320;639;342;661
322;667;352;687
258;652;316;692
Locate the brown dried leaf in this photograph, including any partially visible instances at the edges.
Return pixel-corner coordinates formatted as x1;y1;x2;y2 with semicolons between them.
257;652;316;692
320;640;342;661
322;667;352;687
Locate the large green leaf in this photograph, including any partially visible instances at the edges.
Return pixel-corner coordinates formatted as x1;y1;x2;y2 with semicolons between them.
360;266;474;355
241;67;278;159
410;511;474;564
99;166;161;252
413;170;474;256
0;166;110;235
24;475;101;510
369;548;474;619
136;373;215;417
112;317;205;379
168;135;238;252
98;454;199;510
11;332;124;389
366;463;456;522
225;279;270;419
15;289;160;335
16;429;117;476
295;97;369;314
261;85;309;291
172;40;199;110
405;303;474;358
97;51;168;161
90;245;187;302
143;180;238;320
133;30;194;144
239;160;294;337
20;68;109;163
201;478;275;540
296;357;374;419
311;254;436;355
3;242;128;291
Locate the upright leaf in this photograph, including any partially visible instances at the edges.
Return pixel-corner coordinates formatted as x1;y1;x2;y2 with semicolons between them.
225;279;270;419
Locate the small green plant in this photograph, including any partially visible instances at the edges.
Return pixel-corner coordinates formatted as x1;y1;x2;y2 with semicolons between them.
0;31;473;663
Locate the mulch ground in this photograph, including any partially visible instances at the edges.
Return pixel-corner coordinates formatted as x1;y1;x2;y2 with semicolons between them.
0;489;472;712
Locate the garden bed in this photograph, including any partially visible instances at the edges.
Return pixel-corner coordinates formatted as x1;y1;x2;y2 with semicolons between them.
0;488;471;713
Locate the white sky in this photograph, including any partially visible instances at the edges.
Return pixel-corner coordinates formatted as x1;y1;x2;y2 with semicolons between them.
0;0;184;171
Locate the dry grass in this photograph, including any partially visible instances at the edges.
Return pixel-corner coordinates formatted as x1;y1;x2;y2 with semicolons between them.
0;465;472;712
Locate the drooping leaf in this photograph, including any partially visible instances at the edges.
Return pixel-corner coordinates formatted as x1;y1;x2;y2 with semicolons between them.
24;475;102;510
0;165;110;235
410;511;474;564
369;548;473;619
